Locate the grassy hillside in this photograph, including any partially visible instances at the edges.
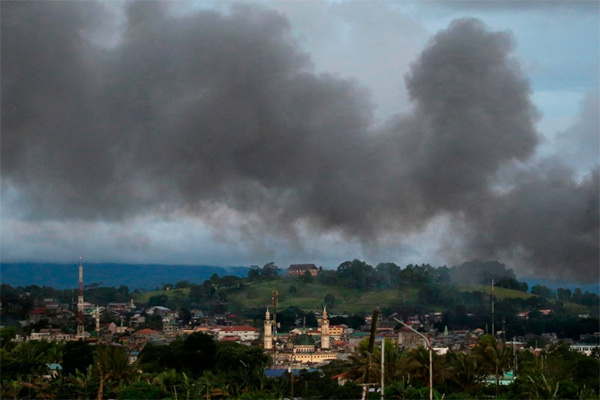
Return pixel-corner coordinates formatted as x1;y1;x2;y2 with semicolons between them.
458;284;534;300
133;287;190;303
132;278;591;316
227;279;419;314
458;284;589;313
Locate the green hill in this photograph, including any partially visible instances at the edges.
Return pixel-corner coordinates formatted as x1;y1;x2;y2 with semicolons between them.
133;277;549;315
132;276;593;317
458;284;534;300
227;279;419;314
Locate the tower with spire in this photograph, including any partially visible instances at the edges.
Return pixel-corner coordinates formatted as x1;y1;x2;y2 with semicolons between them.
95;305;101;336
321;305;330;349
263;308;273;350
76;258;85;339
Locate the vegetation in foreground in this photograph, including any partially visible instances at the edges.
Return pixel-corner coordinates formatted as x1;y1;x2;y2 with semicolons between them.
1;329;598;399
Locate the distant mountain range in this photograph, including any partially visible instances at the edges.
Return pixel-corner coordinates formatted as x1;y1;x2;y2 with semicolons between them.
2;262;597;294
0;263;249;290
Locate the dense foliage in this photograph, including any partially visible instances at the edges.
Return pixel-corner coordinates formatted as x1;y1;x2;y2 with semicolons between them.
2;332;598;399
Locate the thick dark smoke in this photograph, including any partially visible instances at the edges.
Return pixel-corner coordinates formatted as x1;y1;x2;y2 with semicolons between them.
2;3;598;282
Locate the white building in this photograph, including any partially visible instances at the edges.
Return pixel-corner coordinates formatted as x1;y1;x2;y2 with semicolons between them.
215;325;260;342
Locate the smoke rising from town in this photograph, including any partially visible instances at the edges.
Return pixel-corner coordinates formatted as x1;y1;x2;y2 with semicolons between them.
2;2;598;282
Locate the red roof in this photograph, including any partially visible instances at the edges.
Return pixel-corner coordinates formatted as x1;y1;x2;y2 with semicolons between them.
288;264;317;271
136;328;160;335
220;325;258;332
30;308;46;315
331;373;348;380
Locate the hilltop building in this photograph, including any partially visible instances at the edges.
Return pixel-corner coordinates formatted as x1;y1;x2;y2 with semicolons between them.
287;264;319;277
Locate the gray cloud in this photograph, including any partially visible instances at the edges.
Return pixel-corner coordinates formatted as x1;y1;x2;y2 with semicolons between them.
461;162;599;282
555;88;600;174
2;3;597;281
424;0;598;13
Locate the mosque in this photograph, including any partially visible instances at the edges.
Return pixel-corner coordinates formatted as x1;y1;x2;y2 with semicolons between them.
263;306;339;365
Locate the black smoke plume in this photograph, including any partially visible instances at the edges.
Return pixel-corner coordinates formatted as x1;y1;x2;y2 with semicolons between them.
2;3;597;282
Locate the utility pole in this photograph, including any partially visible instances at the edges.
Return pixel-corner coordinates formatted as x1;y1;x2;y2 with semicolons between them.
491;279;495;337
381;337;385;400
272;290;278;365
289;367;294;399
362;309;379;400
513;336;518;375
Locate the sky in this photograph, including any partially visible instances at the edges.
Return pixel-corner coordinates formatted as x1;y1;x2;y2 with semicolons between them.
1;1;598;283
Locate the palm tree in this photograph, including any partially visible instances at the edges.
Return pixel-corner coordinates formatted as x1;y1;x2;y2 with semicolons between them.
346;339;378;384
93;345;137;399
520;373;560;399
4;375;25;400
472;335;511;397
65;365;97;399
445;350;486;394
151;369;182;399
373;339;407;384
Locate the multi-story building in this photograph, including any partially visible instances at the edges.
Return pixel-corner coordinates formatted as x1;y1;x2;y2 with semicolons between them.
214;325;260;342
287;264;319;277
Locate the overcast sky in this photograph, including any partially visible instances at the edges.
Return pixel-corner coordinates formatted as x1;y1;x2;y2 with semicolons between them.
2;1;598;282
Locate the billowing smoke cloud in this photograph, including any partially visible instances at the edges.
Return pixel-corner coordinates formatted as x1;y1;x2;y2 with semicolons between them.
2;2;597;282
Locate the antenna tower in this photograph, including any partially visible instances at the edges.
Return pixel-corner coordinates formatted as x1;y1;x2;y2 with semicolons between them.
76;257;85;339
272;290;278;364
491;279;495;337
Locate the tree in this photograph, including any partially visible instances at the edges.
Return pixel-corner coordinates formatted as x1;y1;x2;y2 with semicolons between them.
248;266;261;281
0;326;16;349
63;340;94;376
472;335;511;397
556;288;572;302
148;294;169;307
261;262;280;279
337;259;375;291
215;342;269;392
116;382;167;400
179;307;192;325
182;332;217;376
220;275;242;288
531;284;555;298
449;260;517;286
300;270;313;283
324;293;335;308
209;273;220;285
175;280;192;289
375;262;401;288
346;339;376;384
346;314;366;330
93;345;137;400
445;350;486;394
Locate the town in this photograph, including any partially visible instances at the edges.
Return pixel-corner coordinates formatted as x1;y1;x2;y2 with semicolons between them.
2;260;599;399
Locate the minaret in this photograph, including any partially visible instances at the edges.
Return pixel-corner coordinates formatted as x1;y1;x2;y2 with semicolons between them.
321;306;330;349
264;308;273;350
95;305;100;335
76;258;85;339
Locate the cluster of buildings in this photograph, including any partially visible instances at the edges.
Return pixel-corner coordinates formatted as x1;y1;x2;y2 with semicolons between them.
10;262;599;369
